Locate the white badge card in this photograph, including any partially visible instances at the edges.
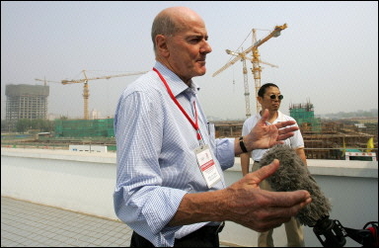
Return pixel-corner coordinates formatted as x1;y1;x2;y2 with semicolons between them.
194;144;221;188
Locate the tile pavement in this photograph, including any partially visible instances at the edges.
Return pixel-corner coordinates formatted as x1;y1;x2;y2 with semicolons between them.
1;196;132;247
1;196;232;247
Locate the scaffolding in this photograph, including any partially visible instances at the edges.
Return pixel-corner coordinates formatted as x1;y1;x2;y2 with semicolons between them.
289;101;321;132
54;118;114;138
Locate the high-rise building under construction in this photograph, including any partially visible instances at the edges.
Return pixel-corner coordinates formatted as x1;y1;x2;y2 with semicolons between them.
5;84;49;130
289;100;321;132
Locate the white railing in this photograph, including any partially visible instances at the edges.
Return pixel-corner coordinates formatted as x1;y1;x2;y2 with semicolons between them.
1;148;378;247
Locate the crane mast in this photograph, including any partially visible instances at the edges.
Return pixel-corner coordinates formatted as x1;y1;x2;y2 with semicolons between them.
250;24;287;112
213;24;287;116
224;49;252;117
80;70;90;120
251;29;262;113
241;56;250;117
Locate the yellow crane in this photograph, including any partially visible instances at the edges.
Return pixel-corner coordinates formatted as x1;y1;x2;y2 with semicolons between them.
60;70;148;120
214;48;278;117
213;23;287;115
35;77;61;86
37;70;147;120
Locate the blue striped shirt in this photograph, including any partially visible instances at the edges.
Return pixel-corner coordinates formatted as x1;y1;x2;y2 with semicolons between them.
113;62;235;246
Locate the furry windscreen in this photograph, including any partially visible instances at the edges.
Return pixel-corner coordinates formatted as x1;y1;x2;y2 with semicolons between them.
259;145;332;226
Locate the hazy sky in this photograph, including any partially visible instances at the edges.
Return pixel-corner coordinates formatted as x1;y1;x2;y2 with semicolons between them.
1;1;378;120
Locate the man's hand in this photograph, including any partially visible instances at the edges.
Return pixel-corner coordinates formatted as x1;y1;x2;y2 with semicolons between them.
243;109;299;151
222;159;312;232
169;160;311;230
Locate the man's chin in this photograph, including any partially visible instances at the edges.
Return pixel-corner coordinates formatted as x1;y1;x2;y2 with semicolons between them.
194;68;206;76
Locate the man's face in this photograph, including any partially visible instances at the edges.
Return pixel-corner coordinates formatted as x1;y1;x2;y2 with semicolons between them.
259;86;282;112
164;20;212;83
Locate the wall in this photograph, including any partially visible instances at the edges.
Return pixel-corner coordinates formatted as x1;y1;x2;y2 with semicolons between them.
1;148;378;247
223;161;378;247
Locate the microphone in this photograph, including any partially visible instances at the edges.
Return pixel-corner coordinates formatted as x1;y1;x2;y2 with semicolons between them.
259;144;332;227
259;145;378;247
259;145;346;247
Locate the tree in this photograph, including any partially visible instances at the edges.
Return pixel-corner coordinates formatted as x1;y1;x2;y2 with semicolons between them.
15;119;31;133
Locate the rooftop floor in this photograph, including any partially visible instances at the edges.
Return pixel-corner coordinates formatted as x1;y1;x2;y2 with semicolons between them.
1;196;232;247
1;196;132;247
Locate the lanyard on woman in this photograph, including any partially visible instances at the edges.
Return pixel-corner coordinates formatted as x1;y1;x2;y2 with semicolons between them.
153;67;203;142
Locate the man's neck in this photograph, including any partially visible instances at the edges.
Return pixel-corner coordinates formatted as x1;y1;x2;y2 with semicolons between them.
156;59;191;86
260;110;278;123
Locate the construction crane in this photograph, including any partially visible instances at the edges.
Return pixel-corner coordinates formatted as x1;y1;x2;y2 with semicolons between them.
35;77;61;86
213;23;287;115
214;48;278;117
60;70;148;120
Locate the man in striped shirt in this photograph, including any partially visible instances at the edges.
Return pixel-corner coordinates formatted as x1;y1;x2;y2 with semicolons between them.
113;6;311;247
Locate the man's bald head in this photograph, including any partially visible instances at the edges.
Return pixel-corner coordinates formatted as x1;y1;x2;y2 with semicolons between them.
151;7;204;51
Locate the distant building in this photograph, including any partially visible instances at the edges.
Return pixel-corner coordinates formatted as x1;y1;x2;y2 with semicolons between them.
5;84;49;131
289;99;376;160
289;100;321;132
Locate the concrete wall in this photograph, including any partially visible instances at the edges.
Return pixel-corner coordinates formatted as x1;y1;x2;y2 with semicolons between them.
1;148;378;247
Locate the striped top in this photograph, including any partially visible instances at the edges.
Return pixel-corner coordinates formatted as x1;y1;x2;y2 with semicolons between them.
113;62;235;246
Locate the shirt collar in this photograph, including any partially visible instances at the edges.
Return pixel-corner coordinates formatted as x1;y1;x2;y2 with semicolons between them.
258;110;283;123
154;61;200;97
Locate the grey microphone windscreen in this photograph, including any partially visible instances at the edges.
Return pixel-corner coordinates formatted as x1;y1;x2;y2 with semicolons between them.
259;145;332;227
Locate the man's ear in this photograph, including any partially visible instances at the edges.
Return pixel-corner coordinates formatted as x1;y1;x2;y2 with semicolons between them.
257;96;263;105
156;34;169;57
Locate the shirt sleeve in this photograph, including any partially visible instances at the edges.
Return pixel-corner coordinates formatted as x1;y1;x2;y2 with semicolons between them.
113;90;186;246
290;127;305;149
242;118;251;136
214;137;235;170
285;115;305;149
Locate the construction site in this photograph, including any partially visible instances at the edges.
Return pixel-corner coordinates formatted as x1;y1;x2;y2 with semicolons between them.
2;24;377;160
216;108;376;159
209;23;377;161
2;94;377;160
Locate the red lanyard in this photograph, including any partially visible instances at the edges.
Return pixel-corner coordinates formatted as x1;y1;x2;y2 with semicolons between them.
153;68;202;141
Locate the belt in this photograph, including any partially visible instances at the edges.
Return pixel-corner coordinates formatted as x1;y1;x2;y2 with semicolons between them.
214;221;225;234
177;221;224;246
200;221;225;235
130;221;225;247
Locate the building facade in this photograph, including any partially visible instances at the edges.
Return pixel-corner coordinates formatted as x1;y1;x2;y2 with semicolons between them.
5;84;49;131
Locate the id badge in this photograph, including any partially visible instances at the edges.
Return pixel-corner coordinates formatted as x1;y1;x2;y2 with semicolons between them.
194;144;221;188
